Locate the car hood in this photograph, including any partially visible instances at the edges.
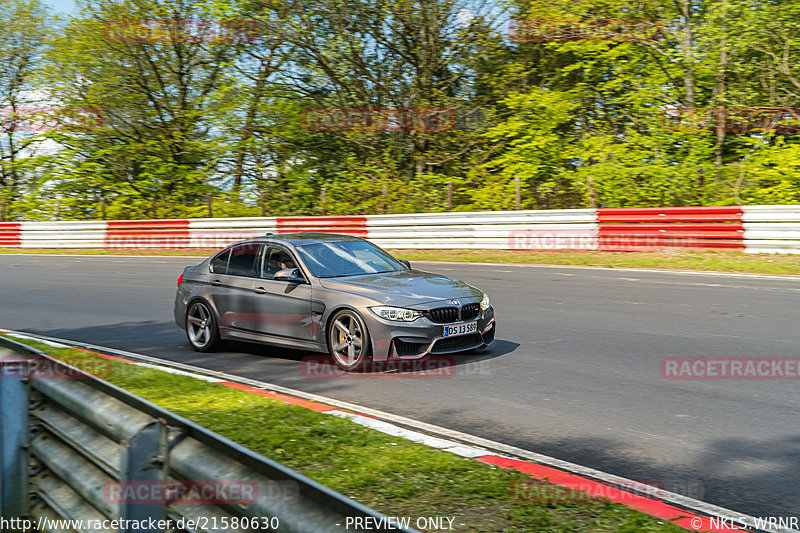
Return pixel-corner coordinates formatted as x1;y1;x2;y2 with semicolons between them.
318;269;483;307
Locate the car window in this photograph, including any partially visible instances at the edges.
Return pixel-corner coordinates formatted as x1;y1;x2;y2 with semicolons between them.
261;246;299;280
210;249;231;274
227;243;260;277
295;240;404;278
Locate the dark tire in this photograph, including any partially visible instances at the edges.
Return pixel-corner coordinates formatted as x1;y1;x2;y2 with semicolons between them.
327;309;372;372
186;300;223;352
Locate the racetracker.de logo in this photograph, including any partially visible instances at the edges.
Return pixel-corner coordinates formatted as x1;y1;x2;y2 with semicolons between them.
0;356;112;380
661;107;800;134
509;478;666;504
508;229;598;250
0;106;103;133
301;355;457;378
661;357;800;380
103;480;260;505
301;107;457;132
103;19;259;44
509;18;664;43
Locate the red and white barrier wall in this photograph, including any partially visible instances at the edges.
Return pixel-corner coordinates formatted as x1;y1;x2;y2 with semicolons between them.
597;207;745;251
2;205;800;253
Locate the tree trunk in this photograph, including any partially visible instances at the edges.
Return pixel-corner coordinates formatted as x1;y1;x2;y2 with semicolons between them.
232;60;272;192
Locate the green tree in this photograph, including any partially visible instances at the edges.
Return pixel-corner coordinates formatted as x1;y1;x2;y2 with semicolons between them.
43;0;244;219
264;0;506;213
0;0;49;221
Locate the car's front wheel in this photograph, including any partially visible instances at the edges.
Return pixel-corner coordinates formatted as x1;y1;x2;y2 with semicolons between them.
328;309;371;372
186;300;222;352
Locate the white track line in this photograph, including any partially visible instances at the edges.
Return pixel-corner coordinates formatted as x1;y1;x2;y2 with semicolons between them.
2;253;799;281
413;260;800;281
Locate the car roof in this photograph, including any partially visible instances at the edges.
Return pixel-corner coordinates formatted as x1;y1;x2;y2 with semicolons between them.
250;232;365;246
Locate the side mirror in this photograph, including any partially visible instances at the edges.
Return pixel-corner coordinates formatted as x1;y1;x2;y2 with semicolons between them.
397;259;411;270
274;268;304;283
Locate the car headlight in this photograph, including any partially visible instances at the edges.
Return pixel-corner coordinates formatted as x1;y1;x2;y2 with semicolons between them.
480;294;491;311
369;306;423;322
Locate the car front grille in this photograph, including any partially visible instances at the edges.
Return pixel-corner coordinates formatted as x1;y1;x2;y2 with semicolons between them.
427;303;480;324
427;307;459;324
431;333;483;353
461;303;480;320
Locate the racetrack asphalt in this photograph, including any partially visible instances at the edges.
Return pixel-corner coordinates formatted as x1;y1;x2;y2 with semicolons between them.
1;254;798;520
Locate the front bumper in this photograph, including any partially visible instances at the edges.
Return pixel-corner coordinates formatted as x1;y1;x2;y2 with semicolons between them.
364;306;496;362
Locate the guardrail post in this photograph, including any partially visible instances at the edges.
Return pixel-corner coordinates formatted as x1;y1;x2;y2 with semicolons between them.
447;181;453;211
0;356;30;518
119;419;168;532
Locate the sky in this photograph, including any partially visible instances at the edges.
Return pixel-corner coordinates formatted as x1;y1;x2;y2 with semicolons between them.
45;0;76;14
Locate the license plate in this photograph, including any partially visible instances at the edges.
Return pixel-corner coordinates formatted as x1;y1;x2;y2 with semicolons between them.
443;321;477;337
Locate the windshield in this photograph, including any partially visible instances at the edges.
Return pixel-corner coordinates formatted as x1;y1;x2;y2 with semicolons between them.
295;240;405;278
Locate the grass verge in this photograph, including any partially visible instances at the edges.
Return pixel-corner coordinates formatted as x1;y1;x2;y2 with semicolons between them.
394;249;800;276
2;333;686;533
1;246;799;276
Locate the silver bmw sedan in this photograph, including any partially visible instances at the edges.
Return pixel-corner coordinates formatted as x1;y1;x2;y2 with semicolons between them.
174;233;495;371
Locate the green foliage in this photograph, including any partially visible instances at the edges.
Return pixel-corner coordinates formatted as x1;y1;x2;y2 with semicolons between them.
738;138;800;205
482;89;579;208
2;0;800;220
0;0;50;220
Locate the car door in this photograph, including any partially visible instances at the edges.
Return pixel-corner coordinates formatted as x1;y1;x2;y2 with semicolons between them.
207;243;260;332
251;245;313;340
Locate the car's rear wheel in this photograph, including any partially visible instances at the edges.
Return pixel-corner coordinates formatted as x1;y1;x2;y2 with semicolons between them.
186;300;222;352
328;309;371;372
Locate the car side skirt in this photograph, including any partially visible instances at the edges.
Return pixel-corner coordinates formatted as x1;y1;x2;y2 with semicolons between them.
220;327;328;353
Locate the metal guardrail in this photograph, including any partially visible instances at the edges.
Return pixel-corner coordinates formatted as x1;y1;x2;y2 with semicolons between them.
5;205;800;252
596;206;746;251
0;337;417;533
742;205;800;254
